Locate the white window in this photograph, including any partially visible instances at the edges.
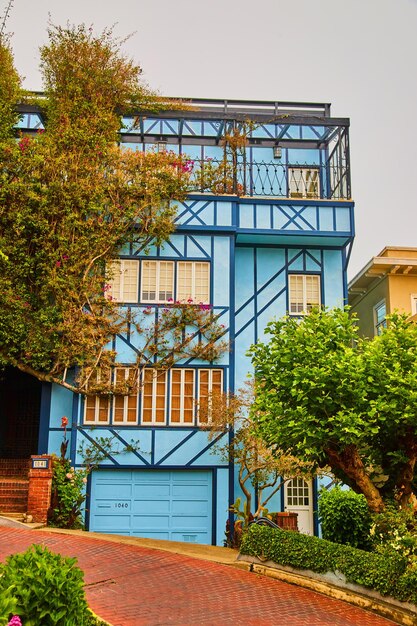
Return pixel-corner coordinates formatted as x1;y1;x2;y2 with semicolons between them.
285;477;310;507
170;369;195;425
83;370;111;425
141;369;167;425
106;260;139;303
288;167;320;199
197;369;223;425
113;368;138;425
177;261;210;303
141;260;174;303
289;274;321;314
374;300;387;336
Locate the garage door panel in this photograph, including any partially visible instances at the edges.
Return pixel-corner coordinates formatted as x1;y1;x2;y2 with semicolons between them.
133;483;170;498
93;515;132;530
94;483;132;499
95;500;131;513
172;484;209;498
171;532;207;543
95;471;134;482
171;500;209;515
90;469;212;544
132;531;170;540
171;470;207;481
171;515;208;529
133;515;170;529
132;499;170;514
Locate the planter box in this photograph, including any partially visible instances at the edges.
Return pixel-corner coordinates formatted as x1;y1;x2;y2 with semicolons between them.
271;512;299;532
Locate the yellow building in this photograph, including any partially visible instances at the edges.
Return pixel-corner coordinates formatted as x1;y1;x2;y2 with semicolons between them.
348;247;417;336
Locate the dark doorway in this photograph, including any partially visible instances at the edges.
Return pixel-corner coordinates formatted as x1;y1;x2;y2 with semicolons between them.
0;368;42;458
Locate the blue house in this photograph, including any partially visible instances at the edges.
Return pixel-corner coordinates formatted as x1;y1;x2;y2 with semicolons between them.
2;99;354;544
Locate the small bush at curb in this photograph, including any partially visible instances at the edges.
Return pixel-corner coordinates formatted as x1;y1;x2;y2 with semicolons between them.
240;525;413;603
0;545;93;626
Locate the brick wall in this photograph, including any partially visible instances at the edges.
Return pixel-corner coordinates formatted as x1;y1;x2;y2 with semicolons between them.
27;455;53;523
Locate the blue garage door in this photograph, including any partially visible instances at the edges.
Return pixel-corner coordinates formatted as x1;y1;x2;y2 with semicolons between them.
90;469;213;544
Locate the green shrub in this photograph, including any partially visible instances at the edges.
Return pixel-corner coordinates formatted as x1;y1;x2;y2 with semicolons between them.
318;486;372;550
0;588;18;625
240;525;412;602
0;545;92;626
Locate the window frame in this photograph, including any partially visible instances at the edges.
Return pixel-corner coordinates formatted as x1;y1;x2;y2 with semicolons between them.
140;260;175;304
106;259;139;304
197;368;224;426
140;368;168;426
112;367;139;426
288;166;320;199
374;299;387;336
83;369;111;425
288;273;321;315
410;294;417;316
169;368;196;426
177;261;210;304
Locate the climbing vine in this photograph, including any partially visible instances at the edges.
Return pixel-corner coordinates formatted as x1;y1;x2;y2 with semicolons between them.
0;24;227;394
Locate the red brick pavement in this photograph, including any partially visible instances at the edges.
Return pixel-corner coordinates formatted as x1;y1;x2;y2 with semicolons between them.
0;527;396;626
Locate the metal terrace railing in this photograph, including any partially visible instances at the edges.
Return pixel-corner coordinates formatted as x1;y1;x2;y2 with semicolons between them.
189;158;351;200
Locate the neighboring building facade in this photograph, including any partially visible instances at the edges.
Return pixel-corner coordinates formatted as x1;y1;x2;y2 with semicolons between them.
2;99;354;543
348;247;417;336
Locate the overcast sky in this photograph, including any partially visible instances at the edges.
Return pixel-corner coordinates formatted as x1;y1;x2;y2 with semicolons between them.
3;0;417;279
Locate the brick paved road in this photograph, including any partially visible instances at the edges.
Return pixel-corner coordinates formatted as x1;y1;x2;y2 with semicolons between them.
0;528;396;626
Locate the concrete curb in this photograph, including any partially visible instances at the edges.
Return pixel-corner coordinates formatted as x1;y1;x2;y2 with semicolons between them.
238;554;417;626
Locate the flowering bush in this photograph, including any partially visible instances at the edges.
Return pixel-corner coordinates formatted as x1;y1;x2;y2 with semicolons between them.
370;503;417;564
48;457;88;529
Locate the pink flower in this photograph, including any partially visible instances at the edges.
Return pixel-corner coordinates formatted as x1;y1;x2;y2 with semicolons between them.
187;298;194;304
7;617;22;626
56;261;61;268
18;136;31;152
66;473;73;480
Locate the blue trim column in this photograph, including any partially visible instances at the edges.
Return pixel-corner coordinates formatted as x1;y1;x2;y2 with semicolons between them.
70;394;80;465
212;468;217;545
228;229;236;538
85;471;92;531
313;476;319;536
38;383;52;454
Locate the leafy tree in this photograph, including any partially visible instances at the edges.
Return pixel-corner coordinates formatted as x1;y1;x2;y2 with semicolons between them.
0;25;225;394
249;308;417;513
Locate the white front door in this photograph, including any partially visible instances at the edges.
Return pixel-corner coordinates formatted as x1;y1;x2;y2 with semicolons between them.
284;477;313;535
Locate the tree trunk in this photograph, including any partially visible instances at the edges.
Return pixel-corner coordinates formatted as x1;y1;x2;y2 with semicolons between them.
396;430;417;510
324;444;385;512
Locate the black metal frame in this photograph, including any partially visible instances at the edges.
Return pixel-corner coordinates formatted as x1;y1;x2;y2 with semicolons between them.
15;96;352;201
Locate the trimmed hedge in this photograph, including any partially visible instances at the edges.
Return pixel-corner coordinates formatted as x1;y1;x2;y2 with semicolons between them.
240;525;417;604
